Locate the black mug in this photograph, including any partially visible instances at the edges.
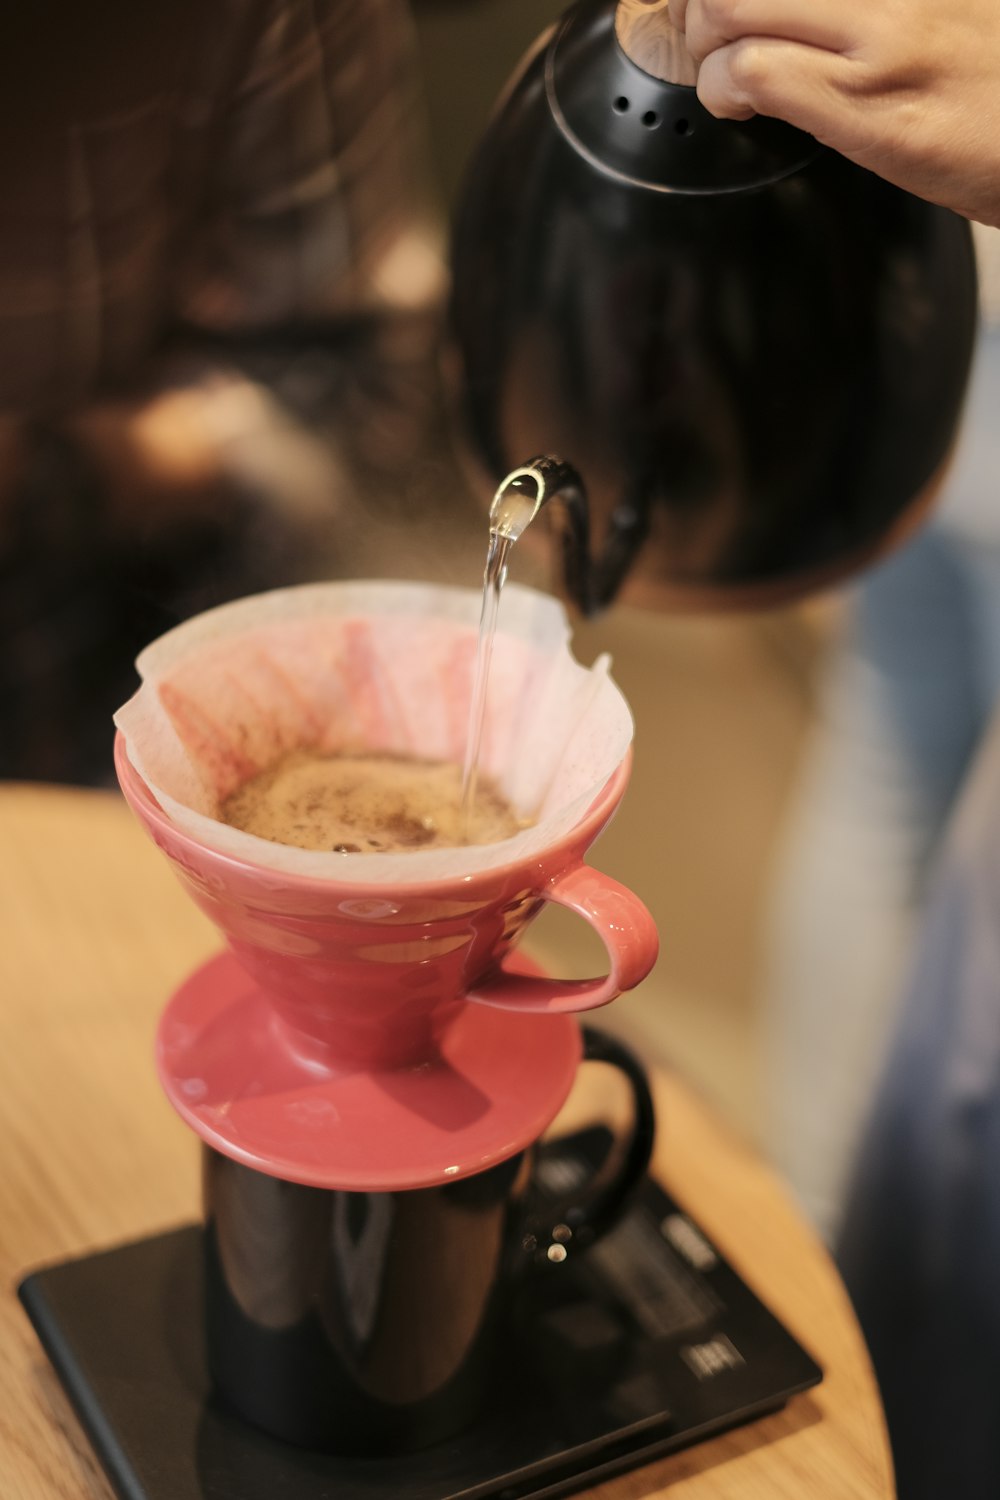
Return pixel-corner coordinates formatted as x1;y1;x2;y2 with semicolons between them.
202;1027;655;1455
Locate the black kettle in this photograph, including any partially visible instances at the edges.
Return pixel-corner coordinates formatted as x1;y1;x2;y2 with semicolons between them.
449;0;978;613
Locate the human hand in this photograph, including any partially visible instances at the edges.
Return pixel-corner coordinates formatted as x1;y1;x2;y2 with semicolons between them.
668;0;1000;226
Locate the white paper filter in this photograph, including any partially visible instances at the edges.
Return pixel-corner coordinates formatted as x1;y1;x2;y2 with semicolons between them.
114;580;633;883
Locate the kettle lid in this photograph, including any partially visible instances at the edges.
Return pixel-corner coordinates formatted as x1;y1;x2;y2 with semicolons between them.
549;0;818;193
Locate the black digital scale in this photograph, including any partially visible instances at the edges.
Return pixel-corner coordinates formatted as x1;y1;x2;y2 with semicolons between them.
19;1129;822;1500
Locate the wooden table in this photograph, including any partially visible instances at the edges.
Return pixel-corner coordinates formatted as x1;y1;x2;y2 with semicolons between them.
0;785;895;1500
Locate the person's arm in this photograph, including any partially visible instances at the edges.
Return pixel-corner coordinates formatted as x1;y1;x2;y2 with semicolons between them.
668;0;1000;227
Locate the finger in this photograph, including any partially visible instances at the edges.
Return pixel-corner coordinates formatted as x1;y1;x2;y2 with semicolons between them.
696;37;854;140
684;0;857;65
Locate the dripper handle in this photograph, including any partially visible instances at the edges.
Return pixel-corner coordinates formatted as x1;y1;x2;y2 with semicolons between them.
615;0;700;85
467;863;659;1015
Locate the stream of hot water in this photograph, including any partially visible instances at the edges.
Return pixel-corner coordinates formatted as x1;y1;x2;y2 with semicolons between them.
460;470;546;832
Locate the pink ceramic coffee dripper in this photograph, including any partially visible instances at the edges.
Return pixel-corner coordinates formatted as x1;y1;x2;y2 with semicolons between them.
115;581;658;1191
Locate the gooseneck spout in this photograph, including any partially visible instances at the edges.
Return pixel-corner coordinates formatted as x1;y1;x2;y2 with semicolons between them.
492;456;650;617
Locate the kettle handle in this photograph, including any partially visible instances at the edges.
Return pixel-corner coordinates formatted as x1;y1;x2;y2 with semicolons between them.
615;0;699;85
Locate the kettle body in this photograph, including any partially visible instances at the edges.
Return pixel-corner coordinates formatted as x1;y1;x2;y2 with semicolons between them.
450;0;978;610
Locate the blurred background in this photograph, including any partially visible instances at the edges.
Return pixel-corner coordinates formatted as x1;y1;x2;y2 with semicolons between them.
0;0;842;1164
263;0;836;1154
413;0;834;1153
8;0;1000;1267
7;12;1000;1493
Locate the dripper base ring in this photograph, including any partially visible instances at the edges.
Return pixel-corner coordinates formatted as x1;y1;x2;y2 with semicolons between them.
156;951;582;1191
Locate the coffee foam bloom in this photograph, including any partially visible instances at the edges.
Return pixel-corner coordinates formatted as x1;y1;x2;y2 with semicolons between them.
114;580;634;883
